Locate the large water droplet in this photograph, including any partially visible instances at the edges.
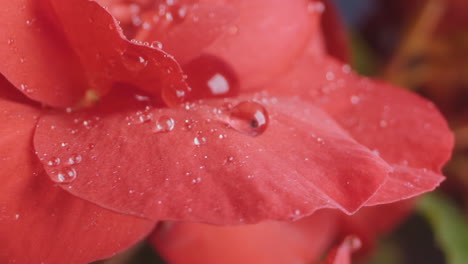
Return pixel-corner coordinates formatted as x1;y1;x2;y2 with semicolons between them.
227;102;269;136
162;54;239;106
154;116;175;133
184;54;239;98
51;167;77;183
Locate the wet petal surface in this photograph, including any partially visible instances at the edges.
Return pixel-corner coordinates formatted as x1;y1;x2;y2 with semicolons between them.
34;89;392;224
0;92;154;264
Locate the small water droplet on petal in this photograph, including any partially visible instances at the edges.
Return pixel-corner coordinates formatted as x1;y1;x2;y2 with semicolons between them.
51;167;77;183
122;51;148;72
46;157;61;167
154;116;175;133
193;136;207;146
150;41;163;49
68;154;82;165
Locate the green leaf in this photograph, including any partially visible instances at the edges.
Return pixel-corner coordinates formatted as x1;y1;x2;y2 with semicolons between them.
418;193;468;264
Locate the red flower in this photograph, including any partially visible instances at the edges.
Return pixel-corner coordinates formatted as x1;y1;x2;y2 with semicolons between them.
0;0;453;264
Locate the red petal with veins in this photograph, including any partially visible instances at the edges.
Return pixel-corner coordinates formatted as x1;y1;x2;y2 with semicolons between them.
367;166;444;205
321;236;361;264
0;91;154;264
0;0;87;107
0;0;187;107
47;0;188;102
34;90;391;224
136;4;238;65
0;74;36;104
105;0;324;89
203;0;324;89
268;48;453;204
150;210;338;264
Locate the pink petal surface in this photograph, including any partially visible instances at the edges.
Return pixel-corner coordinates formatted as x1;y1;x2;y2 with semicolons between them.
0;0;188;107
48;0;188;102
203;0;324;89
150;210;338;264
124;0;324;90
321;236;361;264
0;0;87;107
136;3;238;65
0;86;154;264
268;46;453;205
34;89;391;224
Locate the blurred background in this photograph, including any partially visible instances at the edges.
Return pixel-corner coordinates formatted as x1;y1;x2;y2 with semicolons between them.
334;0;468;263
98;0;468;263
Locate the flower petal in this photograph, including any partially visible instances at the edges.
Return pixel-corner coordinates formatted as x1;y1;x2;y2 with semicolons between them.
47;0;188;102
34;90;391;224
268;50;453;204
203;0;324;89
0;95;154;264
150;210;338;264
127;0;325;89
0;0;187;107
0;0;87;107
367;166;444;205
338;200;415;255
135;3;238;65
321;236;361;264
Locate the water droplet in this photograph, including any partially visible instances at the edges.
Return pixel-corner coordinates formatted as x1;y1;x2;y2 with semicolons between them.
154;116;175;133
227;102;269;136
184;54;239;98
122;51;148;72
193;136;207;146
137;112;153;123
68;154;82;165
379;120;388;128
150;41;163;49
162;55;239;106
46;157;61;167
183;119;194;130
176;5;188;20
224;156;235;164
308;2;325;13
161;84;192;107
192;177;202;183
350;95;360;104
82;120;93;129
51;167;77;183
342;64;351;73
88;143;96;150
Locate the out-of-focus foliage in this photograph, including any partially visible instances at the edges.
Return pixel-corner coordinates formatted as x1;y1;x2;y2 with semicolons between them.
418;194;468;264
